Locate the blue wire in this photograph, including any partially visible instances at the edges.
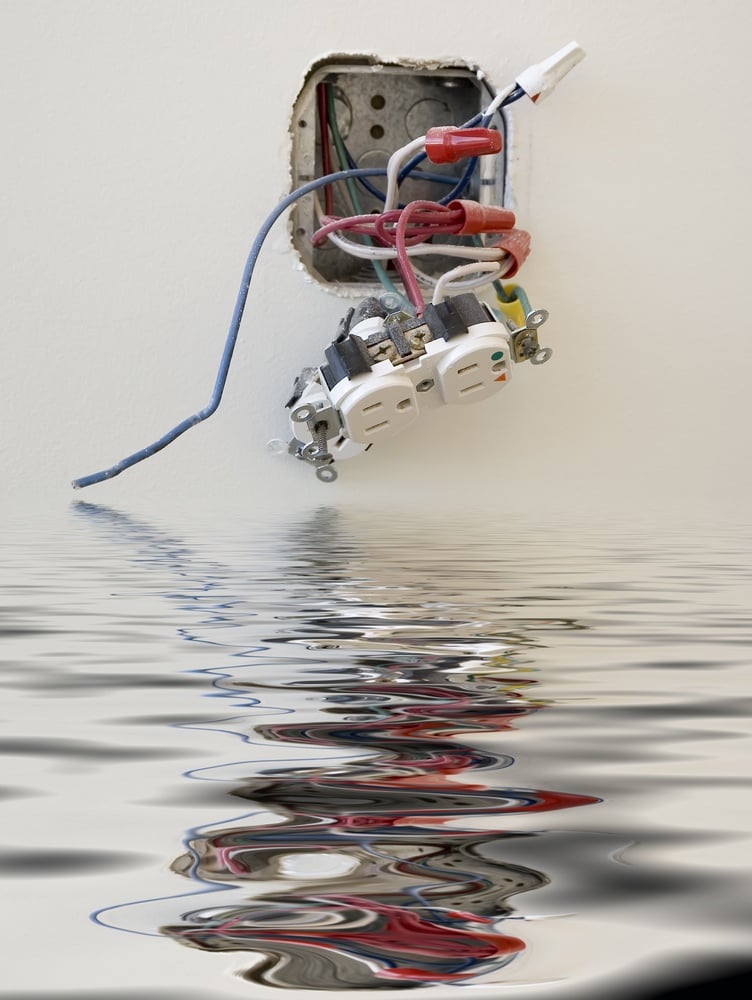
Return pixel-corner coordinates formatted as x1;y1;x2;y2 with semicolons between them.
438;155;480;204
71;167;388;490
341;146;459;205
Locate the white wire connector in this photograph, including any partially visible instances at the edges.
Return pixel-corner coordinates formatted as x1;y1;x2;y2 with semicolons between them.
515;41;585;104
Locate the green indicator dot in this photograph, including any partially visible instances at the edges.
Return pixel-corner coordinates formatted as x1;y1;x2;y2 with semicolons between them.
491;351;504;360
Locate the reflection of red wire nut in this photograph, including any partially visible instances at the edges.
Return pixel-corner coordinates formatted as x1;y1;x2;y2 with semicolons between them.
447;200;516;234
424;127;502;164
492;228;531;277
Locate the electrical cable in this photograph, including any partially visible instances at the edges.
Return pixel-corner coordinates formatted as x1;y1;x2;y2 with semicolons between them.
384;137;427;212
414;260;511;293
312;202;464;248
71;166;389;490
311;197;512;294
394;200;443;312
315;84;335;215
431;261;503;305
322;226;508;263
339;138;460;206
437;155;481;205
498;282;531;315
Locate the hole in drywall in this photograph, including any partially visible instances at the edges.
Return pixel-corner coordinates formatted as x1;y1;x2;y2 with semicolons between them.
290;55;507;291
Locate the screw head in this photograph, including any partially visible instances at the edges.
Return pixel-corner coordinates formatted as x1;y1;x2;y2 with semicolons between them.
416;378;435;392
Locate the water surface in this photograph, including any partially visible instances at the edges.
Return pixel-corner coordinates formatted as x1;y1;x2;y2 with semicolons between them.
1;504;750;998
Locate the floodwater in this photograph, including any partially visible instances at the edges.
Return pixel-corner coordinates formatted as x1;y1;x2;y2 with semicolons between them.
1;503;751;999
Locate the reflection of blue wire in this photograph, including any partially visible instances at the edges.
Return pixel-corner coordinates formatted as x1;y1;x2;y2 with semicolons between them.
72;166;388;490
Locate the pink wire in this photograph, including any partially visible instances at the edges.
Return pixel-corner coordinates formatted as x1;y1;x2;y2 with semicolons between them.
395;201;443;313
312;203;463;247
313;201;469;313
312;212;386;246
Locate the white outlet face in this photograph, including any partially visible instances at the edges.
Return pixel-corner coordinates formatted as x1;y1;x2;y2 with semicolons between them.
320;320;512;455
330;370;418;445
435;333;510;405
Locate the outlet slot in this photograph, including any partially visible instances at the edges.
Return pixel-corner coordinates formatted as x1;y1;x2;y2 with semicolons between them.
291;56;507;290
457;362;479;376
460;381;485;395
365;420;390;433
362;401;383;413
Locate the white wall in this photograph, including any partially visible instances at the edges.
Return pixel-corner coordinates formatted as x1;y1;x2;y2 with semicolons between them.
3;0;751;516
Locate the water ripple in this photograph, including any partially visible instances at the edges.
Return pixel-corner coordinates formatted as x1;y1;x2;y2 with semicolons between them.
6;504;746;996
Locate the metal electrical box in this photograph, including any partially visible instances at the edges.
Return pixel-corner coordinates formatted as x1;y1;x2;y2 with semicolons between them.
290;58;507;290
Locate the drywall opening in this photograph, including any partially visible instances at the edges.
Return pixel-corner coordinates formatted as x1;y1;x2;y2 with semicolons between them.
290;56;506;292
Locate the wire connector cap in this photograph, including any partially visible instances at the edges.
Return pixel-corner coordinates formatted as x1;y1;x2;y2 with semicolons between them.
516;41;586;104
425;127;502;164
492;228;532;277
447;200;516;235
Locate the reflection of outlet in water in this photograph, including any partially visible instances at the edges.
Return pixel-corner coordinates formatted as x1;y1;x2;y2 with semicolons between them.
290;57;507;289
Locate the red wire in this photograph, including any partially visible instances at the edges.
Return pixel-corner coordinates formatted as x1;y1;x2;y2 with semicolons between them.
316;84;334;216
313;201;474;312
312;203;463;247
395;201;442;313
312;212;390;246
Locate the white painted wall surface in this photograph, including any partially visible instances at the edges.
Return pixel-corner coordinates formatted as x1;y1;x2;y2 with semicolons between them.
2;0;751;515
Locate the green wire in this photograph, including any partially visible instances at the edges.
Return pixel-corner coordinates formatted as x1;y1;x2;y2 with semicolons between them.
471;235;530;314
325;84;408;306
499;282;531;315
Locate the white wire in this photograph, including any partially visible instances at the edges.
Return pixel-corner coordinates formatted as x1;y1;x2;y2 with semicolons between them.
383;136;427;213
431;262;503;305
480;83;516;121
312;196;512;295
416;261;511;292
323;227;506;263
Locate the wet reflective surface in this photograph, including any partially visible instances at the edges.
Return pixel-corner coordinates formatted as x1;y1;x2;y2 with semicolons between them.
1;504;751;998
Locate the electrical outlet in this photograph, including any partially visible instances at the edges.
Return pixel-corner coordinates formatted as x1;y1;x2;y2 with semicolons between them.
70;45;584;492
329;367;418;444
434;323;511;405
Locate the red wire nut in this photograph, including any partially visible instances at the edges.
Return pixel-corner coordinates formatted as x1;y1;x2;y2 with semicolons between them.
447;200;516;235
424;127;502;164
492;228;532;277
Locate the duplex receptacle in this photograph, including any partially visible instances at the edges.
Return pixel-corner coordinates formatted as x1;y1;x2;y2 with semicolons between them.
432;323;511;405
329;367;418;445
